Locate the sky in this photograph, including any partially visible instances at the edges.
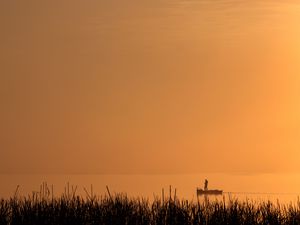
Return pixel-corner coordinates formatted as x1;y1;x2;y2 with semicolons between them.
1;0;300;175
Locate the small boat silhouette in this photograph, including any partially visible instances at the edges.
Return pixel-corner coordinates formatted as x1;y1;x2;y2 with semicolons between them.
197;179;223;196
197;189;223;195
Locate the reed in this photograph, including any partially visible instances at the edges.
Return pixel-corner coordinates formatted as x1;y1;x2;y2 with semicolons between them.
1;186;300;225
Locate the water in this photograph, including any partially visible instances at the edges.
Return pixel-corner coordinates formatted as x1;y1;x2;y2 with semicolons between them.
1;0;300;205
1;173;300;204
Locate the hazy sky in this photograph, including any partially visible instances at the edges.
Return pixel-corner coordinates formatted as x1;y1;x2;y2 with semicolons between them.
1;0;300;174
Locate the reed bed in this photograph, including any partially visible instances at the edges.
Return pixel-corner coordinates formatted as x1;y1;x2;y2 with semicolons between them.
1;185;300;225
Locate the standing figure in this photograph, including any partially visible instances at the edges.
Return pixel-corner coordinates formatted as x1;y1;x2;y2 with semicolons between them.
204;179;208;191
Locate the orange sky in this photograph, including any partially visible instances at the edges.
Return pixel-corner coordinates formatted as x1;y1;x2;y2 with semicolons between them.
1;0;300;174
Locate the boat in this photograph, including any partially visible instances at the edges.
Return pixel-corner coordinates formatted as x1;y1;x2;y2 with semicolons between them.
197;188;223;196
196;179;223;196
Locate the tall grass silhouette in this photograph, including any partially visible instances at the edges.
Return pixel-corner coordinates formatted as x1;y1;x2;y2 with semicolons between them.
1;184;300;225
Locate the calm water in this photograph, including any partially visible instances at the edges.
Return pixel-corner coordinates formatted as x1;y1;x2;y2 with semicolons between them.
1;0;300;205
1;173;300;204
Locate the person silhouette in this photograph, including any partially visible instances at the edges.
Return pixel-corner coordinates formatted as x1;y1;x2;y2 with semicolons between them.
204;179;208;191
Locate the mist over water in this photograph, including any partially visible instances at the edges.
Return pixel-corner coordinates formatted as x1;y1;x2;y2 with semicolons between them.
1;0;300;205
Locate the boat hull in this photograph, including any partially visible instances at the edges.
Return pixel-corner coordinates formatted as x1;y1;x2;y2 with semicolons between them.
197;189;223;196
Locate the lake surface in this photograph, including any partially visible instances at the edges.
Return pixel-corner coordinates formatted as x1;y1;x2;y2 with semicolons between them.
1;0;300;205
1;173;300;204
